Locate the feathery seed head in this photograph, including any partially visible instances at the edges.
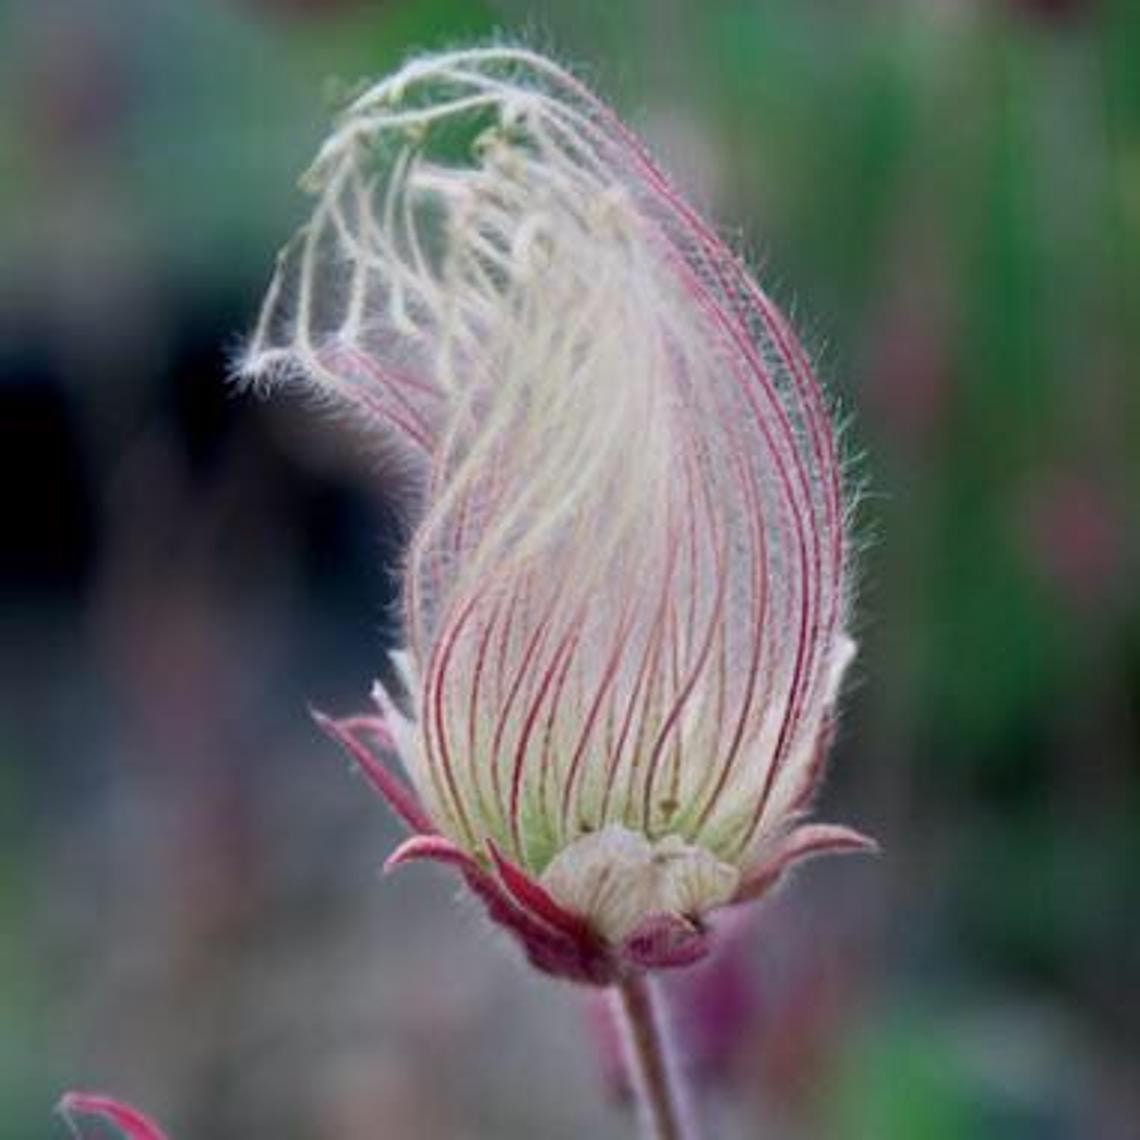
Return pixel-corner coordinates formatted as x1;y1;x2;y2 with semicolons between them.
241;47;873;982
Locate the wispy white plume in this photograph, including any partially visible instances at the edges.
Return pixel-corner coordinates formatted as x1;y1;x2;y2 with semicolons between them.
241;47;864;951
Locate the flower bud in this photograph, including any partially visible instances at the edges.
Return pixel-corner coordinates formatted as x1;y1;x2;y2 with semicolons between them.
241;46;874;983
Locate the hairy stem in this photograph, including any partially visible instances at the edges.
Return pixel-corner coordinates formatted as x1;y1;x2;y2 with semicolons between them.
613;975;699;1140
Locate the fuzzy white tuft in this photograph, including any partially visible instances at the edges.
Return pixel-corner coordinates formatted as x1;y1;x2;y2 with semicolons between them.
242;48;853;921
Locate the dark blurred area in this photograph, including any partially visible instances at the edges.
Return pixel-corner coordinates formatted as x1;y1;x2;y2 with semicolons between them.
2;1;1137;1138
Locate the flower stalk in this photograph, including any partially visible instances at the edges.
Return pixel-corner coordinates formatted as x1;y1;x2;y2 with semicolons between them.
615;976;697;1140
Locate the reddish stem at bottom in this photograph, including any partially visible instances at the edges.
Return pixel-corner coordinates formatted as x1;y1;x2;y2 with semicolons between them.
613;975;699;1140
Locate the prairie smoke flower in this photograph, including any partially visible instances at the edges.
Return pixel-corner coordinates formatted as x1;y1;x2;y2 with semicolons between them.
241;47;873;985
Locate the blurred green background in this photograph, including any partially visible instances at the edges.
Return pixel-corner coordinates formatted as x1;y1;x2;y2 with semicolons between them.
2;1;1137;1138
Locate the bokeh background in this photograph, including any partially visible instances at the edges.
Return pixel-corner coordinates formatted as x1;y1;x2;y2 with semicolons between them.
2;1;1137;1137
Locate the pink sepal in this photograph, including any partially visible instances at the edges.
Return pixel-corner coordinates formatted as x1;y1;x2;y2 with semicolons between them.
619;913;713;971
312;708;436;835
460;863;615;984
486;841;595;943
58;1094;170;1140
384;833;480;874
384;833;615;984
734;823;878;904
467;866;614;985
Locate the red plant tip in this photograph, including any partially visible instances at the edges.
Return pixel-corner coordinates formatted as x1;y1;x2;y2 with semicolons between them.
57;1094;171;1140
